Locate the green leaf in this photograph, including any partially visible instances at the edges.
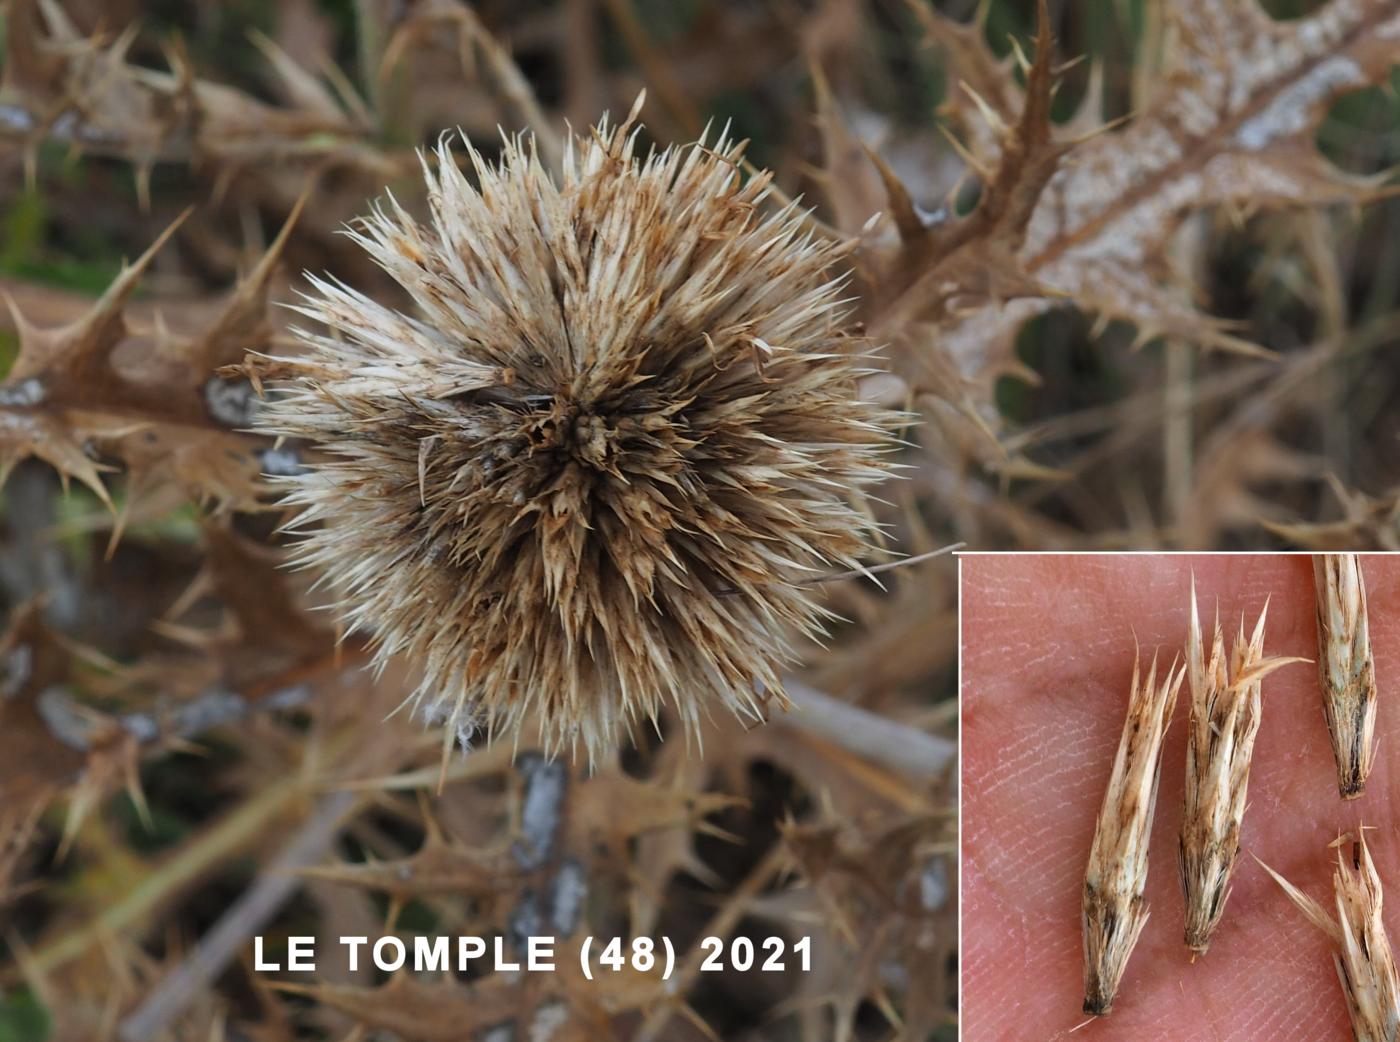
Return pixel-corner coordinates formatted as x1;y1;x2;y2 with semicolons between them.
0;990;51;1042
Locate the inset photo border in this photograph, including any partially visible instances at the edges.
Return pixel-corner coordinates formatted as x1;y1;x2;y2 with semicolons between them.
959;553;1400;1042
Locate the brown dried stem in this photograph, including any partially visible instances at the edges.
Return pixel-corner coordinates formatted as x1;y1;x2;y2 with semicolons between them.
783;678;954;780
116;790;362;1042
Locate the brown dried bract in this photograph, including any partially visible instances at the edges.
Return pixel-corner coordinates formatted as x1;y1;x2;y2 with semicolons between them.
1314;554;1377;800
1179;578;1304;956
1258;832;1400;1042
1083;648;1185;1015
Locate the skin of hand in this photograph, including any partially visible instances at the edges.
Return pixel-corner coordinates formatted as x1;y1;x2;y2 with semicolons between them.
961;554;1400;1042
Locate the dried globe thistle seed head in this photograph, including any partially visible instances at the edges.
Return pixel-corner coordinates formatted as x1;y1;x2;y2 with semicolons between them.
1179;579;1305;957
1083;647;1185;1016
256;103;899;762
1257;832;1400;1042
1313;554;1377;800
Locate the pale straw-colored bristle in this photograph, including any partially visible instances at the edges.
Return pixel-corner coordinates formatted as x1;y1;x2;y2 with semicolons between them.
1313;554;1377;800
1083;647;1186;1015
1257;832;1400;1042
1179;576;1306;956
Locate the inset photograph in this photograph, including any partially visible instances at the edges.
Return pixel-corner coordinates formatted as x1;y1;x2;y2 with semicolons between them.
961;553;1400;1041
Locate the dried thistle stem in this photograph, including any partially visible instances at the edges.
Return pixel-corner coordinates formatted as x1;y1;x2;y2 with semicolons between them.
1083;648;1185;1015
1257;832;1400;1042
1314;554;1377;799
1179;578;1305;956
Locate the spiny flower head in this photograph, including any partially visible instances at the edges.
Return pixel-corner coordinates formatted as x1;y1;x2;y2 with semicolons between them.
257;102;898;761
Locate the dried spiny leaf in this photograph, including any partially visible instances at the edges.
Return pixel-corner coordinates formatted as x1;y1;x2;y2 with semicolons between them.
1264;481;1400;550
0;213;187;504
880;0;1400;442
198;523;331;667
1258;833;1400;1042
1314;553;1378;800
278;936;664;1041
1083;648;1185;1015
275;975;524;1042
0;199;310;512
568;768;741;860
0;0;391;188
775;809;952;1040
825;0;1063;477
257;102;899;762
294;832;513;905
905;2;1022;169
1179;579;1304;955
0;603;75;898
867;0;1063;325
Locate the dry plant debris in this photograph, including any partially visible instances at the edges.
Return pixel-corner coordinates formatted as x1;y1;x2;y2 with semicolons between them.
1314;553;1378;799
1179;579;1305;956
1258;833;1400;1042
1082;648;1185;1015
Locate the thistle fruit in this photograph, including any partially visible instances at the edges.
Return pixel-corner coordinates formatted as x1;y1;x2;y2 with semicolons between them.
1258;832;1400;1042
1313;553;1378;800
1082;648;1185;1015
1179;581;1304;957
257;103;895;760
